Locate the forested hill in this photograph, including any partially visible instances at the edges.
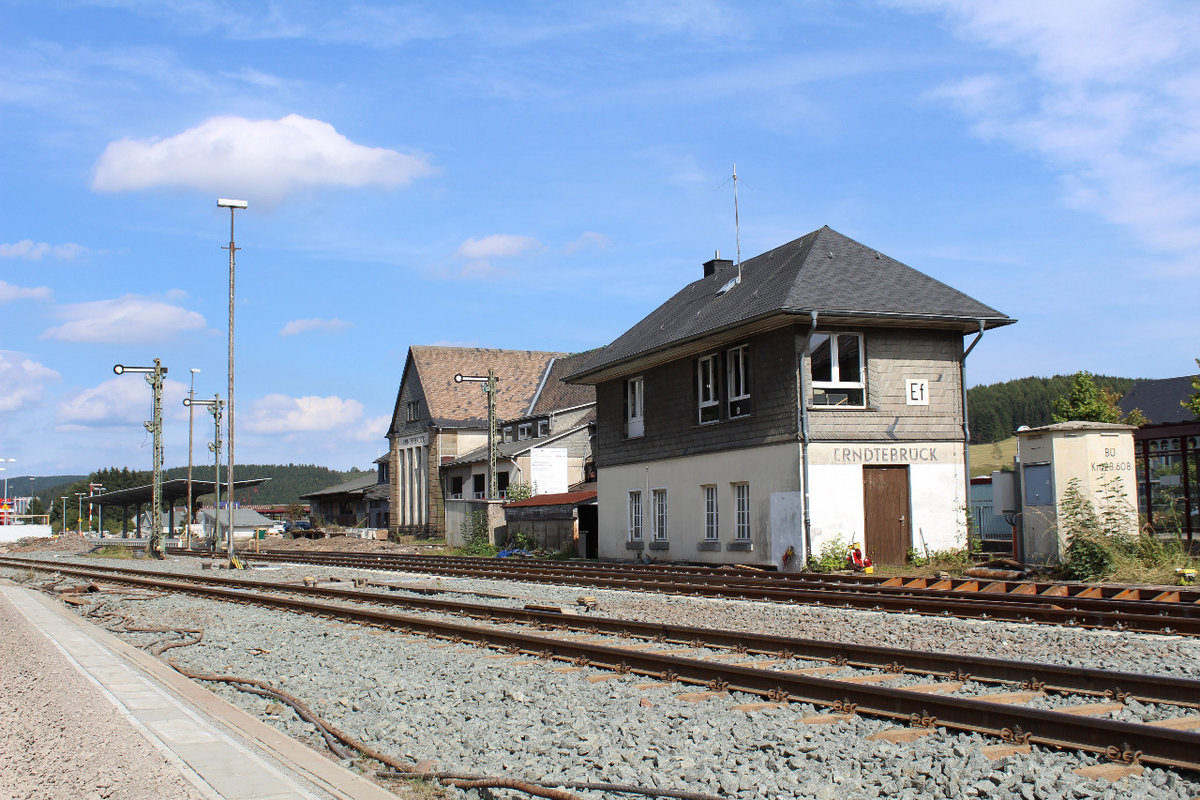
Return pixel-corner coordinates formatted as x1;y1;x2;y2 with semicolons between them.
38;463;373;508
967;375;1136;445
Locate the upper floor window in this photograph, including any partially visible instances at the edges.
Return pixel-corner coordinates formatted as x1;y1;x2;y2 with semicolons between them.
517;422;533;440
697;354;720;424
406;400;421;422
625;376;644;438
727;345;751;418
378;462;389;483
472;474;486;500
502;426;514;443
449;476;464;500
537;419;550;438
810;333;865;407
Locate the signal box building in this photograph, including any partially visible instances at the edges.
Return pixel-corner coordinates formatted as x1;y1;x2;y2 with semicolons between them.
568;226;1014;567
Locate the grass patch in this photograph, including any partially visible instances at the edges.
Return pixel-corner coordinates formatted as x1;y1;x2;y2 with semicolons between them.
969;436;1017;477
90;544;134;559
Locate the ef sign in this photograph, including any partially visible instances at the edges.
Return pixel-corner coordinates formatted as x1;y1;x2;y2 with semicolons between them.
905;378;929;406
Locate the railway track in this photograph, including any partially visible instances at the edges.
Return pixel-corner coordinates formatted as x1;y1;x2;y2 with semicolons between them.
174;547;1200;636
6;554;1200;773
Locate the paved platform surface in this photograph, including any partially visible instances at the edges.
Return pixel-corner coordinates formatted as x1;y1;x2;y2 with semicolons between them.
0;582;397;800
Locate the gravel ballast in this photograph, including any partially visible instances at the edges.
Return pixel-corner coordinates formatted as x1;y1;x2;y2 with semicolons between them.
6;551;1200;799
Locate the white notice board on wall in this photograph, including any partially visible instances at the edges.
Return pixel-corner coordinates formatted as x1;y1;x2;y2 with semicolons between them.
529;447;568;495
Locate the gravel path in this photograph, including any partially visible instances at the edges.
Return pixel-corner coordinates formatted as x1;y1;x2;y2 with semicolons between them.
7;552;1200;800
0;585;210;800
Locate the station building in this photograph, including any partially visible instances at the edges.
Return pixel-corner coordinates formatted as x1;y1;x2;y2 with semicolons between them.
567;226;1014;567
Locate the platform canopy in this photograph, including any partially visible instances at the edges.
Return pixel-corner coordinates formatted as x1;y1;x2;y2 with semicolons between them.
88;477;270;508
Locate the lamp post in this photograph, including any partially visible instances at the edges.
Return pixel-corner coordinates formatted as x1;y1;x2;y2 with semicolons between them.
87;482;103;535
453;371;500;500
217;198;247;563
59;495;68;535
114;360;167;557
187;367;200;547
185;394;224;557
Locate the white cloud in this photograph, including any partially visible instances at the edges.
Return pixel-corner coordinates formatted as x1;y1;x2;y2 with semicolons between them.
243;394;365;434
351;414;392;443
897;0;1200;262
280;317;353;337
445;234;540;279
56;376;187;428
0;352;60;412
92;114;435;204
0;280;52;304
0;240;87;260
564;231;610;253
41;294;206;343
455;234;541;260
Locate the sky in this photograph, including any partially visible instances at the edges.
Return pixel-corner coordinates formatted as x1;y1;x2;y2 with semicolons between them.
2;0;1198;479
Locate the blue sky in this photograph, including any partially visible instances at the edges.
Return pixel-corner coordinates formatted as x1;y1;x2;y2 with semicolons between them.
2;1;1198;478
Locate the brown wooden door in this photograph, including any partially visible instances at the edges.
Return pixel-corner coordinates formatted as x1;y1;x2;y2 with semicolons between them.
863;466;910;566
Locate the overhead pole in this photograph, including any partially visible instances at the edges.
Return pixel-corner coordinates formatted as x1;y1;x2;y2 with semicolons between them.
218;198;247;565
454;370;500;500
184;394;223;552
113;359;168;558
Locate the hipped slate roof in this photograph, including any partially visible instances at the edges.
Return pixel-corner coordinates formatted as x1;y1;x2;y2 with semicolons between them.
1119;376;1199;425
568;226;1014;383
409;346;564;427
300;474;377;499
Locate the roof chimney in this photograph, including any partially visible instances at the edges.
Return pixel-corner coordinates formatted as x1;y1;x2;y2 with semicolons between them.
703;249;733;278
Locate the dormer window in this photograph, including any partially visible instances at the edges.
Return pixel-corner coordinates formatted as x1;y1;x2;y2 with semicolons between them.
537;419;549;438
810;332;865;407
502;426;514;443
517;422;532;440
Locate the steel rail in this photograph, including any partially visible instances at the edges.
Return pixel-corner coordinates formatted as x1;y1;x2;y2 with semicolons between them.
230;551;1200;635
8;557;1199;770
251;549;1200;602
242;551;1200;613
5;555;1198;708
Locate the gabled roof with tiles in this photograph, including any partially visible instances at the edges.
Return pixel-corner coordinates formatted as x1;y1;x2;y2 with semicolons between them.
390;346;564;433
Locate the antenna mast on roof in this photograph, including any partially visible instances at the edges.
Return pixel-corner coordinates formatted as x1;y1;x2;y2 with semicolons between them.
733;163;742;284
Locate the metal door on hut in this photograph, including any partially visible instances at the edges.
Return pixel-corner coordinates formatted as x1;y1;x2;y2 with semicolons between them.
863;465;911;566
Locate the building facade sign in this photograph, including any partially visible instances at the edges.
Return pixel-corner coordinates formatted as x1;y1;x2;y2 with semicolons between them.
819;445;943;464
397;432;429;448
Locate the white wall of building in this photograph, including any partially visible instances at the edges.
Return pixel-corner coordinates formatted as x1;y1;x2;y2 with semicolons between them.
597;443;799;563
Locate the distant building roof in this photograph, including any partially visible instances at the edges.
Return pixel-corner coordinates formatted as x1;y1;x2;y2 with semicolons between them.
504;489;597;508
200;507;280;528
404;346;564;429
569;226;1013;383
527;351;598;416
443;420;593;468
1119;376;1199;425
300;474;377;499
1019;421;1137;434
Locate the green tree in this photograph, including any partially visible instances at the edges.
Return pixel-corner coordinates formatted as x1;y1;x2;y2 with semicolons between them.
27;496;45;516
1184;358;1200;418
1051;371;1145;425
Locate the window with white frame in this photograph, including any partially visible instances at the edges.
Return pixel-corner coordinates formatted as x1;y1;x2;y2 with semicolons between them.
810;332;865;407
502;426;514;443
697;354;720;424
537;418;549;438
727;345;751;418
703;485;718;540
628;490;643;541
517;422;532;440
626;376;644;438
733;482;750;540
651;489;668;540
